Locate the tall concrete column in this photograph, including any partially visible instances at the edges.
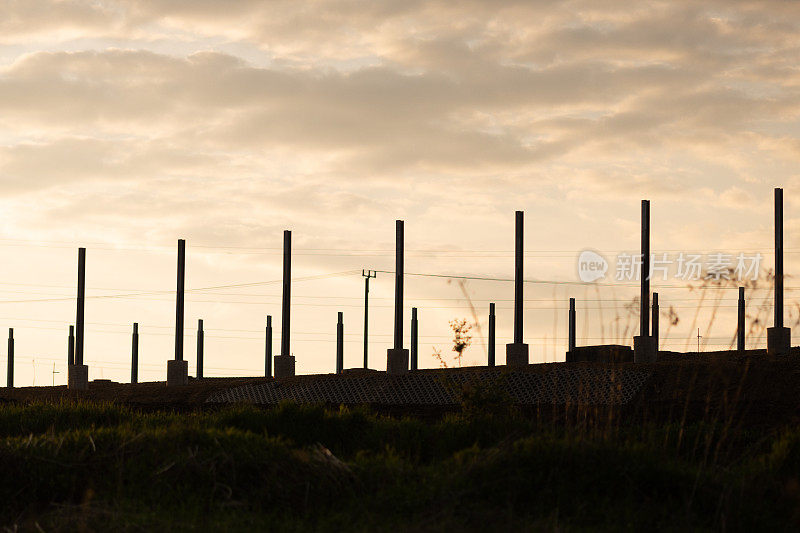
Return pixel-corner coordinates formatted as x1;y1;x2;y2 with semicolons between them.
175;239;185;362
167;239;188;385
274;230;296;377
776;188;784;329
737;287;746;351
76;248;85;366
265;315;273;377
640;201;650;337
69;248;88;390
387;220;409;374
568;297;576;353
634;201;656;362
410;307;418;371
768;188;791;355
196;319;204;379
131;323;138;384
488;303;496;367
506;211;529;366
336;312;343;374
6;328;13;388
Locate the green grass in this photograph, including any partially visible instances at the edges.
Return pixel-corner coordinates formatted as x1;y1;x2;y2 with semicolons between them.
0;401;798;531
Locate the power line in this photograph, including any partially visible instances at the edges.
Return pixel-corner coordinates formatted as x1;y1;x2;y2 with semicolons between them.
372;270;782;289
0;284;789;304
0;271;360;304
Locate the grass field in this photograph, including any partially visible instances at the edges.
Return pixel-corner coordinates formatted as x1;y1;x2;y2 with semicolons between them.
0;397;799;532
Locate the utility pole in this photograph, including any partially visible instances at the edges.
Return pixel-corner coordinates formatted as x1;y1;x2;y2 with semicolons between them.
362;269;376;369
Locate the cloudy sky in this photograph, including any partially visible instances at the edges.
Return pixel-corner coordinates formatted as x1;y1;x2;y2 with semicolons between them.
1;0;799;385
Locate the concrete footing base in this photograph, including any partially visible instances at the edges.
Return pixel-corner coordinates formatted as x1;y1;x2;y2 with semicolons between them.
387;348;409;375
567;345;633;363
767;327;791;356
166;359;188;386
274;355;296;378
506;343;529;366
633;335;657;363
68;364;88;390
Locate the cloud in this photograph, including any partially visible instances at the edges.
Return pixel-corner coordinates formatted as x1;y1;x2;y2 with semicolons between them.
0;0;798;240
0;0;121;42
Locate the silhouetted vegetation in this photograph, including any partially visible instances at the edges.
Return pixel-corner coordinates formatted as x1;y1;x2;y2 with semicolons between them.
0;400;798;531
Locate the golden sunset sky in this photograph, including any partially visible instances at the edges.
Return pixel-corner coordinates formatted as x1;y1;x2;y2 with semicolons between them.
1;1;799;385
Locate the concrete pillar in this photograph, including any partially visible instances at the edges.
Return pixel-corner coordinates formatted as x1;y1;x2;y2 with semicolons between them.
281;230;291;355
131;323;138;384
737;287;746;351
768;188;791;355
196;319;204;379
410;307;418;371
175;239;185;359
488;303;496;367
640;201;650;337
387;220;409;374
6;328;13;388
265;315;272;377
274;355;295;379
336;312;343;374
652;292;659;355
634;201;656;362
775;188;784;329
68;325;74;366
68;364;88;390
506;211;529;366
75;248;85;366
274;230;296;377
69;247;89;390
167;239;189;386
568;298;576;353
